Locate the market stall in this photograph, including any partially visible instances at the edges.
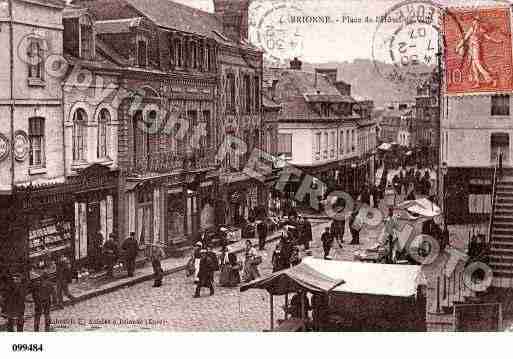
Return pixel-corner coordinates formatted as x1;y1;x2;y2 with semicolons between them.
240;257;427;331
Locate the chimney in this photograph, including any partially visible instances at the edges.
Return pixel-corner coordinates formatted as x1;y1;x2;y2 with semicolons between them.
290;57;302;70
214;0;249;42
315;68;337;84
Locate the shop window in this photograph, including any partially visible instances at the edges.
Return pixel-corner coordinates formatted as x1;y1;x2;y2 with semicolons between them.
97;109;110;159
226;73;236;113
491;133;509;164
491;95;510;116
72;109;87;162
277;133;292;158
28;38;44;84
29;117;45;167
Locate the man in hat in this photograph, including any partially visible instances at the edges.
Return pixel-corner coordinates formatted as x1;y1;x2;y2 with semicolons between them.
122;232;139;277
55;255;75;308
3;272;27;332
32;271;54;331
194;249;215;298
256;220;268;251
103;233;119;278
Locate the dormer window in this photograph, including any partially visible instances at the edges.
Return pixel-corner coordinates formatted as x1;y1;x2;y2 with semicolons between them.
137;36;148;67
321;103;330;117
79;15;94;60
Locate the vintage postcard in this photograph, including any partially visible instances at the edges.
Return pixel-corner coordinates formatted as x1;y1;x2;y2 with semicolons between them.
0;0;512;347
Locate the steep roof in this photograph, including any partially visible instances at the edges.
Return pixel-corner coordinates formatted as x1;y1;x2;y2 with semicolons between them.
266;68;359;122
125;0;224;38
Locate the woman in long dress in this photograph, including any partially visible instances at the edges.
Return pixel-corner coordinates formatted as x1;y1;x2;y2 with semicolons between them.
242;241;260;283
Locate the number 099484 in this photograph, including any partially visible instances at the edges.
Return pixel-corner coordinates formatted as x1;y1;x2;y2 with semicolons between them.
11;344;43;352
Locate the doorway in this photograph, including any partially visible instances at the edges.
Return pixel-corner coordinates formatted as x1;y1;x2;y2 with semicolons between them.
87;202;101;270
491;133;509;165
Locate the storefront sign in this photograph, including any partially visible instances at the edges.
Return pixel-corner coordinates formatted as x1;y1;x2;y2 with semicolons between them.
0;133;9;161
13;130;30;162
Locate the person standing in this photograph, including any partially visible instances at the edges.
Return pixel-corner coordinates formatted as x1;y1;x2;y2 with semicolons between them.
349;209;361;245
3;273;27;332
303;217;313;250
151;246;165;288
271;243;288;272
321;227;333;259
256;220;268;251
32;272;54;332
193;249;215;298
55;255;75;309
242;240;261;282
89;230;104;271
122;232;139;277
103;233;119;278
384;208;400;263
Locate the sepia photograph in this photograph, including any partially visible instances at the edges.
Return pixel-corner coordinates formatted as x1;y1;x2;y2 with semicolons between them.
0;0;512;352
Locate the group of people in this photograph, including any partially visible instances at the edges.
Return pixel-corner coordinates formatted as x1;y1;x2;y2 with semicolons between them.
285;291;332;331
188;238;264;297
0;255;75;332
392;167;432;200
271;215;313;272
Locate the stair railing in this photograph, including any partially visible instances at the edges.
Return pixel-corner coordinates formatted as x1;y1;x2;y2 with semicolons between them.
487;162;499;248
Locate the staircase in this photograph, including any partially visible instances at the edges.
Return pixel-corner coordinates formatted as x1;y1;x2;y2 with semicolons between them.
489;173;513;287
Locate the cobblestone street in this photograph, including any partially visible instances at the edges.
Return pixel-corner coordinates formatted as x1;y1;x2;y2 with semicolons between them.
22;217;389;332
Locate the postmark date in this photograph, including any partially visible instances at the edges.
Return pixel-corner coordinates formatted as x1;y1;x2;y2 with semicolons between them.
11;344;43;352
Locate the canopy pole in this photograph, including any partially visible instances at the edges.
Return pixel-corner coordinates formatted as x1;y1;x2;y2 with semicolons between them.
285;293;289;320
270;294;274;331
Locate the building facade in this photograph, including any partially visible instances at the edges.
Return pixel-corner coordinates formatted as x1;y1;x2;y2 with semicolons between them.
416;71;439;167
266;60;375;210
0;0;71;275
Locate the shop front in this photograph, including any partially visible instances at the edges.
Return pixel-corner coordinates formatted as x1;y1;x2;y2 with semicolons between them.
70;164;119;272
9;183;75;278
220;173;263;226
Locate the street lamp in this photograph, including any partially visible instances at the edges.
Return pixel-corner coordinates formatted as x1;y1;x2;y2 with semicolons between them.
441;162;448;232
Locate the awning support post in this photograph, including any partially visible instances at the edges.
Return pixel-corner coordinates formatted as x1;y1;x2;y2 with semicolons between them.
285;293;289;320
270;294;274;331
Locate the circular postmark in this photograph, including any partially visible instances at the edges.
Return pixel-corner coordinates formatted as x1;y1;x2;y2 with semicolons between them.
252;0;305;64
372;0;443;87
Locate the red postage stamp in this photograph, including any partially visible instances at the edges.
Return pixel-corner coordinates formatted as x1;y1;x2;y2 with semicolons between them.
444;7;513;94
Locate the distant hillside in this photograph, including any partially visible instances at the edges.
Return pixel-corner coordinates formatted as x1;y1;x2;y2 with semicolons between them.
266;58;434;107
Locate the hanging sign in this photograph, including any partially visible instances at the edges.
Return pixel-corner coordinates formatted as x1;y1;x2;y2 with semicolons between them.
13;130;30;162
0;133;9;162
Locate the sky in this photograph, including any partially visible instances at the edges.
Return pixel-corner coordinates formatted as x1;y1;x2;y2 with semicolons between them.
173;0;513;63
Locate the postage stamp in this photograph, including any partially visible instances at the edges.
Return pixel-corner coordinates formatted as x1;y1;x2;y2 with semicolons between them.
444;6;513;94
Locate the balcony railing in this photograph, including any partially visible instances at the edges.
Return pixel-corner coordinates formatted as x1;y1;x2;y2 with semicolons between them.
127;149;216;176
